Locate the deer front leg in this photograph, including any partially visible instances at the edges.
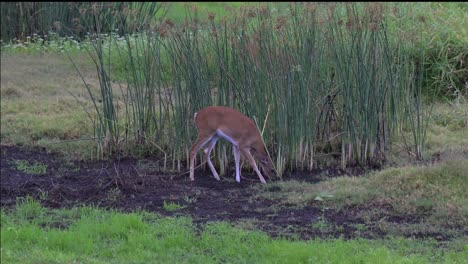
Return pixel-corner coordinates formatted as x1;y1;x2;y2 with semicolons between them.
189;134;214;181
203;136;220;181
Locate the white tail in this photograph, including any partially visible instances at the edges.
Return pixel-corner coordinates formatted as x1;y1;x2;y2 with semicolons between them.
189;106;275;184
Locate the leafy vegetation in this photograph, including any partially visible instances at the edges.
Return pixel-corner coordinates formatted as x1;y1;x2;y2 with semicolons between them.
163;200;186;212
13;160;48;175
0;2;134;42
1;199;466;263
44;2;435;175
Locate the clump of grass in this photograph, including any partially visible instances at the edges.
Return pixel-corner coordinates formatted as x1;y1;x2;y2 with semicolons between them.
163;200;186;212
379;160;465;221
14;196;44;222
13;160;48;175
363;160;467;225
311;217;333;233
0;87;24;98
430;103;467;130
259;180;327;207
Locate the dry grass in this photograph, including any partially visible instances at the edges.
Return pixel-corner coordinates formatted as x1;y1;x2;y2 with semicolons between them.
425;103;468;155
0;53;102;158
1;53;98;96
255;107;468;239
255;158;468;239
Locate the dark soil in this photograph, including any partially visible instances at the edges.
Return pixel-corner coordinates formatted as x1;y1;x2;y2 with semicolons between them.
0;145;441;240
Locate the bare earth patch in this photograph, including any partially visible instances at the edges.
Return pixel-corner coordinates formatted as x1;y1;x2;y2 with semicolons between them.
2;145;461;242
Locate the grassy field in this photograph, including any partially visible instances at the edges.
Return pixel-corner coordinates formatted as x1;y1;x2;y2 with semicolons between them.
1;2;467;263
255;158;468;241
0;53;98;158
1;199;466;263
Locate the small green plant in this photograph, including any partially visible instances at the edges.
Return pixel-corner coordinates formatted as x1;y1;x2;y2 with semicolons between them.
352;223;368;236
311;217;332;233
336;225;345;233
314;192;334;202
163;200;186;212
183;195;198;204
13;160;48;175
38;190;48;201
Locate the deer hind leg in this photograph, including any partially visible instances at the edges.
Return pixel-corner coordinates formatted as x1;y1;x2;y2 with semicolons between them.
240;148;267;184
203;136;220;180
233;146;241;182
189;134;215;181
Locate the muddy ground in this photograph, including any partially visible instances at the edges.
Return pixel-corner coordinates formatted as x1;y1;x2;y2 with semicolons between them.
0;145;439;241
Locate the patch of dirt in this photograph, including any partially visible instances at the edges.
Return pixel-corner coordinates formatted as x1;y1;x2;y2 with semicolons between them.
0;146;449;241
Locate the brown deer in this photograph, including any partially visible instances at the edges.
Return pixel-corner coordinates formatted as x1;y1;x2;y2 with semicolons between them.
189;106;275;184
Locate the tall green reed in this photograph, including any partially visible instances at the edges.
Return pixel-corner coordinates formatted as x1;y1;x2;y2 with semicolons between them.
73;2;427;176
66;3;167;158
0;2;122;42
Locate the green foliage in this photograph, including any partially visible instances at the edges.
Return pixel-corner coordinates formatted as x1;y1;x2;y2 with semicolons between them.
430;104;467;130
2;202;465;263
396;2;468;100
14;196;44;222
0;2;129;42
255;159;468;239
162;200;186;212
311;217;332;233
1;32;89;55
1;2;465;170
68;2;430;174
13;160;48;175
164;2;260;23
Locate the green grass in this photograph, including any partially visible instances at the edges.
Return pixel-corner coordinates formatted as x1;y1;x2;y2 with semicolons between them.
310;217;332;233
392;2;468;99
2;98;92;140
330;160;467;214
0;53;102;159
13;160;47;175
162;200;186;212
256;158;468;239
1;200;466;264
162;2;273;22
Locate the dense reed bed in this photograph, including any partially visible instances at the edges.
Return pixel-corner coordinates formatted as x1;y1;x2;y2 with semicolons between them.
5;3;434;175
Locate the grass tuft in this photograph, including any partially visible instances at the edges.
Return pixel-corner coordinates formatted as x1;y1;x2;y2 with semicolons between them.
13;160;48;175
163;200;186;212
